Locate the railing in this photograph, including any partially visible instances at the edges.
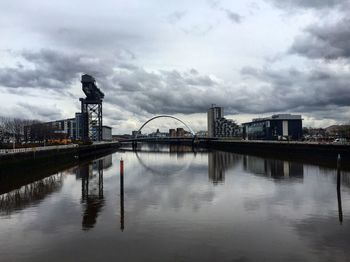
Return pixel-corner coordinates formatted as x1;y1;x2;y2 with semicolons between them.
0;144;78;155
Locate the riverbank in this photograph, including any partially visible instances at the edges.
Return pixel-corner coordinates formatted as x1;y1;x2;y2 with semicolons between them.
0;142;120;167
205;140;350;169
0;143;120;195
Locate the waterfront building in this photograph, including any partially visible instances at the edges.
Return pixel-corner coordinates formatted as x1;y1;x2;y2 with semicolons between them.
132;130;140;137
169;129;176;137
75;113;84;140
242;114;302;140
24;118;76;142
196;130;208;137
176;128;185;137
207;105;240;138
207;106;223;137
25;118;113;142
102;126;112;141
149;129;168;138
214;117;240;137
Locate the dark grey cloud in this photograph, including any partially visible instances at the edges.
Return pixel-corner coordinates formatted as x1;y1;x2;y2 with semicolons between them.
224;9;243;24
2;48;350;125
291;18;350;60
241;65;350;120
105;67;247;116
14;49;349;120
265;0;347;9
108;62;350;120
257;1;350;124
1;49;238;118
0;49;113;89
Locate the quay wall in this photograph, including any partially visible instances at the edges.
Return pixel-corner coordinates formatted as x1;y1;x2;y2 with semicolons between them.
204;140;350;168
0;146;119;195
0;142;120;167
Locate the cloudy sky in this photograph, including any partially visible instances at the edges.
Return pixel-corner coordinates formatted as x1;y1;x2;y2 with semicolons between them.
1;0;350;134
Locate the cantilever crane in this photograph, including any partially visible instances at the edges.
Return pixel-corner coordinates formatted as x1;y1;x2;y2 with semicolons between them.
80;74;104;142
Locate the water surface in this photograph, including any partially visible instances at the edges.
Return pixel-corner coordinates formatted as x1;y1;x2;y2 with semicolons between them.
1;144;349;261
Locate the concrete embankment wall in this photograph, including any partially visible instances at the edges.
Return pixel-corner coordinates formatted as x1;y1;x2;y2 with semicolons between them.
0;145;120;195
0;142;120;167
205;140;350;169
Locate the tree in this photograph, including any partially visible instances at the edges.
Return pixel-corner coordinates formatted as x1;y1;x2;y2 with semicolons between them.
0;117;6;143
302;127;309;136
338;124;350;139
0;117;40;144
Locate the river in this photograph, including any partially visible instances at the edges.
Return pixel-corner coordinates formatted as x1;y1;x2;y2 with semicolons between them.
0;144;349;261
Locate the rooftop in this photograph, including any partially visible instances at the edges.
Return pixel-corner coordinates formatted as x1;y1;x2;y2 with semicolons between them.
243;114;302;124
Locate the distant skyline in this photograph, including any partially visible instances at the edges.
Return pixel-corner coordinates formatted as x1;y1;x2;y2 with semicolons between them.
1;0;349;133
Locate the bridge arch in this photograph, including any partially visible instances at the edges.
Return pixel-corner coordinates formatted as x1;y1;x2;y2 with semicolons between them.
134;150;195;176
135;115;195;138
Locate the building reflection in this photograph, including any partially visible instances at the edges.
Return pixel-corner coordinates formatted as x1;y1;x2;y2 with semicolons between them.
102;154;113;169
208;151;241;184
75;156;112;230
0;174;63;216
169;145;196;153
243;155;304;179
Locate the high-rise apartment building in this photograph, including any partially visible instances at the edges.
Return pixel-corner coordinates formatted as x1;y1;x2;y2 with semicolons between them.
207;105;239;138
207;106;223;137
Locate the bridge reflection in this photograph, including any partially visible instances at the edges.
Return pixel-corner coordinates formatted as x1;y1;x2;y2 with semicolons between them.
123;143;204;154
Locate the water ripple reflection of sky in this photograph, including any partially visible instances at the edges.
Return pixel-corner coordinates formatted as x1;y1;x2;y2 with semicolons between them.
0;146;349;262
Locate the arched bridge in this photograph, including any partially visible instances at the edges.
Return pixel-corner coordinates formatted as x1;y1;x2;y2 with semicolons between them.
135;115;195;138
118;115;207;145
